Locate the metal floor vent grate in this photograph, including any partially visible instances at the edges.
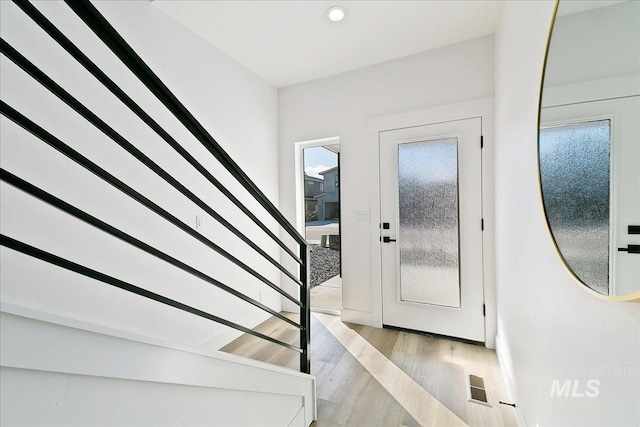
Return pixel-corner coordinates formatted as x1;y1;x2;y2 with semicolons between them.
467;374;491;407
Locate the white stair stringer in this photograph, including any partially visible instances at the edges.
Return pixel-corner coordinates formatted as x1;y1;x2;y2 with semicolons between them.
0;302;316;427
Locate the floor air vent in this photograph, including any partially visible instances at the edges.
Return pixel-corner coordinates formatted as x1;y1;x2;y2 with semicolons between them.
467;374;491;407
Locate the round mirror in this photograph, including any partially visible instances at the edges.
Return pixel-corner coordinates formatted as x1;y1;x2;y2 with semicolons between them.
539;0;640;299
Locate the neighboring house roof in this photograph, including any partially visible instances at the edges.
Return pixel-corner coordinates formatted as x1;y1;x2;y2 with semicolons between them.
319;166;338;175
304;173;324;183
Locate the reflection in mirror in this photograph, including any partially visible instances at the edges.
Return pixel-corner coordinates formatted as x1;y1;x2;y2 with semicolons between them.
539;0;640;298
539;120;610;294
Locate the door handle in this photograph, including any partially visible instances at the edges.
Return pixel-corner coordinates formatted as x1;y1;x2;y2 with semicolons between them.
629;225;640;235
382;236;396;243
618;245;640;254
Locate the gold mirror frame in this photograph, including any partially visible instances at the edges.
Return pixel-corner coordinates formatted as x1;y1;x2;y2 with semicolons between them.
537;0;640;302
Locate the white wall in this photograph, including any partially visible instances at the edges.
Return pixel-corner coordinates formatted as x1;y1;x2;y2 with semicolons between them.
278;35;494;322
494;2;640;426
544;1;640;88
0;306;315;426
0;0;282;350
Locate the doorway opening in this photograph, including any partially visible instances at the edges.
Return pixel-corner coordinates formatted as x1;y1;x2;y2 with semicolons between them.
296;138;341;314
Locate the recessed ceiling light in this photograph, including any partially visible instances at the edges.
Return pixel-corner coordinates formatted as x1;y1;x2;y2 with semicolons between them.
326;6;346;22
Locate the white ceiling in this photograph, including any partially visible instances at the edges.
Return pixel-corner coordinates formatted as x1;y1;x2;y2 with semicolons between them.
152;1;505;88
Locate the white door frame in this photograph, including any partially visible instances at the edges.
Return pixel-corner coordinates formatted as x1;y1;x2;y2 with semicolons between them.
367;97;496;348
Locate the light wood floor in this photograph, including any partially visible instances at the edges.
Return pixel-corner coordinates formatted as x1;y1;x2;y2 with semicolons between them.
220;312;517;427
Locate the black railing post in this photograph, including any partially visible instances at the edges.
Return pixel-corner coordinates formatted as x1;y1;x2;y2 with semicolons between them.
300;243;311;374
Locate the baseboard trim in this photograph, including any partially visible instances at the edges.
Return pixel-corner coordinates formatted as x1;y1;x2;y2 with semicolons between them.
311;307;340;316
340;309;373;326
495;334;528;427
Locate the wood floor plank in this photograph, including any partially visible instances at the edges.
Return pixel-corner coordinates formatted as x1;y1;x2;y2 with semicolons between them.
221;312;517;427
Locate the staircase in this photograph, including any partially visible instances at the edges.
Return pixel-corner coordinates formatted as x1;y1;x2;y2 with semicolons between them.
0;0;314;425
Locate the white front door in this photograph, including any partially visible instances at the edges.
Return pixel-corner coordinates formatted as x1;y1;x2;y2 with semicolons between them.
379;118;485;342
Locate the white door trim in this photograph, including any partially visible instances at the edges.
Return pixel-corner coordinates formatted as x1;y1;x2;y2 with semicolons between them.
367;97;496;348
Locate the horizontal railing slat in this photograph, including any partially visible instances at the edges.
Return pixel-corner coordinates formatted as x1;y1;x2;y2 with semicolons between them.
1;28;301;283
0;169;302;330
10;0;303;266
0;234;303;353
0;100;303;308
64;0;306;246
0;39;305;296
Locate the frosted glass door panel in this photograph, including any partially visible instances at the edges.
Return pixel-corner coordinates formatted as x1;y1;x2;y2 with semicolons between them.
398;138;460;307
539;120;610;294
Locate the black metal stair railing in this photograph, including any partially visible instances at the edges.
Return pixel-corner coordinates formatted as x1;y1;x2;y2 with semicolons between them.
0;0;311;373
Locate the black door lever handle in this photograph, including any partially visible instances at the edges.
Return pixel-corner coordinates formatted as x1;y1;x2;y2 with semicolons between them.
618;245;640;254
383;236;396;243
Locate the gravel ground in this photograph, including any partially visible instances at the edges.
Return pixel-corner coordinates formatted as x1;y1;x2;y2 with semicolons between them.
309;244;340;288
